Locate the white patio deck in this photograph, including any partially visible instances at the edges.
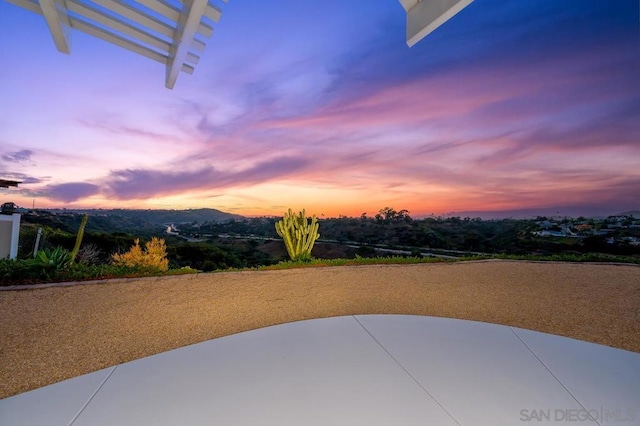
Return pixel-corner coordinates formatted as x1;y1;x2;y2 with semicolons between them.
1;315;638;425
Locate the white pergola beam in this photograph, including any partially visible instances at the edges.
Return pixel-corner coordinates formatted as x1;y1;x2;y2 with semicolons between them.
5;0;41;14
165;0;208;89
92;0;174;38
204;4;222;22
71;16;165;62
67;0;171;54
137;0;180;21
40;0;71;53
401;0;474;47
136;0;214;37
71;16;195;74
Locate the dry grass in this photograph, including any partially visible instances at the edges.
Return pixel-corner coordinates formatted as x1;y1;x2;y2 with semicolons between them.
1;260;639;399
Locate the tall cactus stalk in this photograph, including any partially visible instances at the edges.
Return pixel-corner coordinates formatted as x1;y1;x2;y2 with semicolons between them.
70;214;88;263
275;209;320;261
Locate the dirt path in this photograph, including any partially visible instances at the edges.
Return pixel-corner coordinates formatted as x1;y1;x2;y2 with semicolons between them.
1;260;639;399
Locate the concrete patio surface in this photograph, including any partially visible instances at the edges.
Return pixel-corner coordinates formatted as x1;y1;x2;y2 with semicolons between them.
1;314;638;426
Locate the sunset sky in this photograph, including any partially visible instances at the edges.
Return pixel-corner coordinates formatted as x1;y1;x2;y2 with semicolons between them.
0;0;638;218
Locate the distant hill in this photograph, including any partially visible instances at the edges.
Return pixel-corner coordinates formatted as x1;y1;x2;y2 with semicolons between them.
441;206;638;220
22;208;244;235
56;208;245;225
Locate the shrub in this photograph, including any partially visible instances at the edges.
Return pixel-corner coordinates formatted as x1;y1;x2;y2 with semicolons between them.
112;237;169;272
0;258;38;285
0;249;72;285
75;243;103;265
59;263;143;281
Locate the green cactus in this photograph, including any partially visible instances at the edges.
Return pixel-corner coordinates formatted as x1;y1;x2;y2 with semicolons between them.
70;214;88;263
275;209;320;261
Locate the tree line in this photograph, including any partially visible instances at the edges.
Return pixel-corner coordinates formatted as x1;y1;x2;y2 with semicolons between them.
16;207;640;273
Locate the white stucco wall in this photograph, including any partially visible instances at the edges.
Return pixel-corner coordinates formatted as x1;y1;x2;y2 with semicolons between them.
0;213;21;260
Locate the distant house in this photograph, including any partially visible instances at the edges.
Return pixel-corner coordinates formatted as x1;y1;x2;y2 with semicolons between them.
536;220;554;229
627;237;640;246
534;230;569;238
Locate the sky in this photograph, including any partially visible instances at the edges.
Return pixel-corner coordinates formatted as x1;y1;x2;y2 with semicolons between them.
0;0;639;218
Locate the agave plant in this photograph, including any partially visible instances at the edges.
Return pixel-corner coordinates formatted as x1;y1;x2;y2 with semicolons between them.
35;247;71;271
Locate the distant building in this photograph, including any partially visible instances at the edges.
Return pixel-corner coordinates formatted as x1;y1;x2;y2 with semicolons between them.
534;230;569;238
536;220;554;229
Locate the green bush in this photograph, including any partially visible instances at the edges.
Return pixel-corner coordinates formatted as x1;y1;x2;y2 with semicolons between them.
0;258;39;284
0;257;198;286
168;242;246;271
57;263;144;281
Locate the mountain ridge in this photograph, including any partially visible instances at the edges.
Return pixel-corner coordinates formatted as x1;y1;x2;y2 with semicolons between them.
45;208;244;224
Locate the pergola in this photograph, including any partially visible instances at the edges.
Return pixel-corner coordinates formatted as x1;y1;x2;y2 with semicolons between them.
0;179;21;188
4;0;473;89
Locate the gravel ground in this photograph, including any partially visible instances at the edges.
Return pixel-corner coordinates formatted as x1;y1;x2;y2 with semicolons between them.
1;260;639;399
